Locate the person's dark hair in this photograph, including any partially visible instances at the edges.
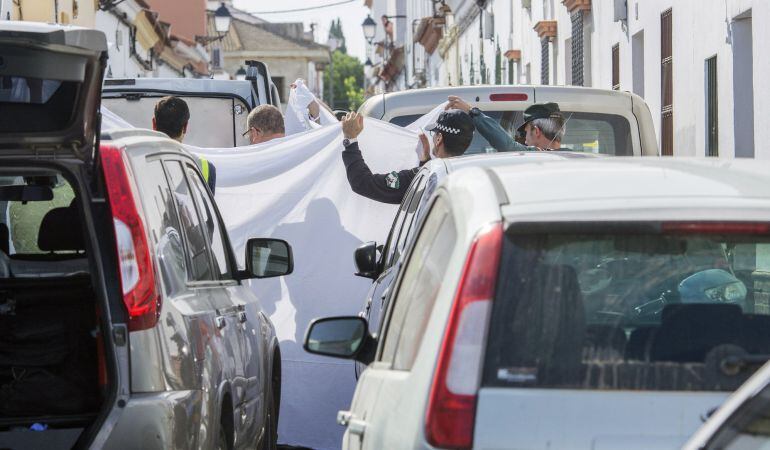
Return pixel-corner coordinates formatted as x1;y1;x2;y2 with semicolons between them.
154;96;190;139
440;131;474;156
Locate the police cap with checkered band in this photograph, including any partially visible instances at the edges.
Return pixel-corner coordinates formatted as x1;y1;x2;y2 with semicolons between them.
425;109;475;147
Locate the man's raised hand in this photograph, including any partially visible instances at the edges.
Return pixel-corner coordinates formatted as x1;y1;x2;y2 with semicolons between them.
446;95;472;113
342;112;364;139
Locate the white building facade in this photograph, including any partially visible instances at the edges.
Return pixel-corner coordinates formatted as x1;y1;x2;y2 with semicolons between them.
390;0;768;158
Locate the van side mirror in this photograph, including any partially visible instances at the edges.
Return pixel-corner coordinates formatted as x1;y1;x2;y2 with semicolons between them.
354;241;380;279
242;238;293;279
304;316;376;363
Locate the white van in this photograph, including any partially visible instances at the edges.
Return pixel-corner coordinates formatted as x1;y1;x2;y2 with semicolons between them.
359;85;659;156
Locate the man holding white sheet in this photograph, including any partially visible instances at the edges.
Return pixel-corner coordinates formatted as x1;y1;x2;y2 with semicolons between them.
340;109;475;204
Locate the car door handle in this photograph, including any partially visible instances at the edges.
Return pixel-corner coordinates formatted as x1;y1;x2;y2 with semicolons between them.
337;411;367;436
348;418;367;436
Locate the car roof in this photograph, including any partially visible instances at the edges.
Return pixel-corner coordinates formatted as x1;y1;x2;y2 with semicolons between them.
103;78;255;104
442;150;603;172
466;157;770;223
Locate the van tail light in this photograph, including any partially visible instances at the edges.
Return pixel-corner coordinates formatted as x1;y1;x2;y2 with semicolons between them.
425;222;503;449
100;144;160;332
489;93;529;101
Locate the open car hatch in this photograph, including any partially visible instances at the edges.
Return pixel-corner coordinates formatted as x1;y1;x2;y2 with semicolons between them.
0;22;107;162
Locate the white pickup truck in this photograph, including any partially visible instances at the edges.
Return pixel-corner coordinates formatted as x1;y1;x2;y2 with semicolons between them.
359;85;659;156
102;60;280;148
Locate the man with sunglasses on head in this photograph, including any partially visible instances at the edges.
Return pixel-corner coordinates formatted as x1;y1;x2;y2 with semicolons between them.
446;95;565;152
243;104;286;144
340;109;475;204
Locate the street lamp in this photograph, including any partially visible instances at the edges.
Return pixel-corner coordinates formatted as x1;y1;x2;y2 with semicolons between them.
362;15;377;44
235;66;247;80
214;2;232;34
196;3;232;44
327;37;340;109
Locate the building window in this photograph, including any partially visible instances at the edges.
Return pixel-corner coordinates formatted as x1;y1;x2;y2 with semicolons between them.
632;31;645;97
508;59;515;84
661;8;673;156
272;77;285;101
705;55;718;157
571;12;584;86
212;48;222;70
541;39;549;85
612;44;620;90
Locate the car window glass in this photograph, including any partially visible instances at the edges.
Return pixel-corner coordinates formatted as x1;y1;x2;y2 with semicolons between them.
3;176;75;256
393;175;428;263
102;96;250;147
483;231;770;392
380;197;453;366
383;174;422;267
137;160;187;295
391;110;633;155
165;161;214;281
185;165;232;279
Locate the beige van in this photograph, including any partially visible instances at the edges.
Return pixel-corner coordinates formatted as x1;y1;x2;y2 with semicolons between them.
359;85;659;156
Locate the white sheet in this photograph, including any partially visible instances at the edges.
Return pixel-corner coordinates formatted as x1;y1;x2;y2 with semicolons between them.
191;121;418;449
102;104;421;449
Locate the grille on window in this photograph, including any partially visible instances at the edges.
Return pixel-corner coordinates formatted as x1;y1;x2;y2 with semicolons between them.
571;12;584;86
541;38;549;85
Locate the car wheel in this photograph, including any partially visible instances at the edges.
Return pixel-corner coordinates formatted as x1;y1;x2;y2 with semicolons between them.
216;423;229;450
260;388;278;450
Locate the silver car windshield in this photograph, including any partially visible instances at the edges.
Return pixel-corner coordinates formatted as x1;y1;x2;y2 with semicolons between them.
484;230;770;391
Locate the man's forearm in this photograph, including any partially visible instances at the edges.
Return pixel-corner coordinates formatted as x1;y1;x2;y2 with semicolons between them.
472;112;528;152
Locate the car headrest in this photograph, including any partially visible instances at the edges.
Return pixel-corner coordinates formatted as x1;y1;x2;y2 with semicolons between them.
38;202;85;252
0;222;8;254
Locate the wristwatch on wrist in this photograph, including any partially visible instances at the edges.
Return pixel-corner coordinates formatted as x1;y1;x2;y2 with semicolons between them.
469;107;481;118
343;138;358;147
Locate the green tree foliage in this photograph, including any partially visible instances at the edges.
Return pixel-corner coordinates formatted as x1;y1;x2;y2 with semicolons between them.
322;18;363;110
323;48;364;111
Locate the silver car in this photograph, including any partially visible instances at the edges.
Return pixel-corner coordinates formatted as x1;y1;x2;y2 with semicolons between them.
0;23;286;450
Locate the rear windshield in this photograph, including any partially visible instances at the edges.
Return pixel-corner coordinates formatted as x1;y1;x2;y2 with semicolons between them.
390;110;633;155
0;76;78;132
483;228;770;392
102;95;251;147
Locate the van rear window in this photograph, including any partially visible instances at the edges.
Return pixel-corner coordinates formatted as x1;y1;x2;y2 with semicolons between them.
391;110;633;155
483;228;770;392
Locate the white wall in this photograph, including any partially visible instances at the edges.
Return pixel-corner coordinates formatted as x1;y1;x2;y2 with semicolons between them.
429;0;767;159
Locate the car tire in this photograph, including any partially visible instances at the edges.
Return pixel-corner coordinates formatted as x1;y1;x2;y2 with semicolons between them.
260;387;278;450
216;423;229;450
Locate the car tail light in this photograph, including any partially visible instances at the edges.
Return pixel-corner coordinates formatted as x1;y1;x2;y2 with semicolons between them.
425;222;503;449
489;93;529;101
661;222;770;234
100;144;160;332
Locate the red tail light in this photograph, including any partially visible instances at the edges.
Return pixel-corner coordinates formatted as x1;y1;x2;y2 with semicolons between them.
489;93;529;101
425;222;503;449
661;222;770;234
100;144;160;332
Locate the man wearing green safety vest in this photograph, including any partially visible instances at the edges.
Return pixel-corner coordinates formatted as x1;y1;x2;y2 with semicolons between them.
152;96;217;194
